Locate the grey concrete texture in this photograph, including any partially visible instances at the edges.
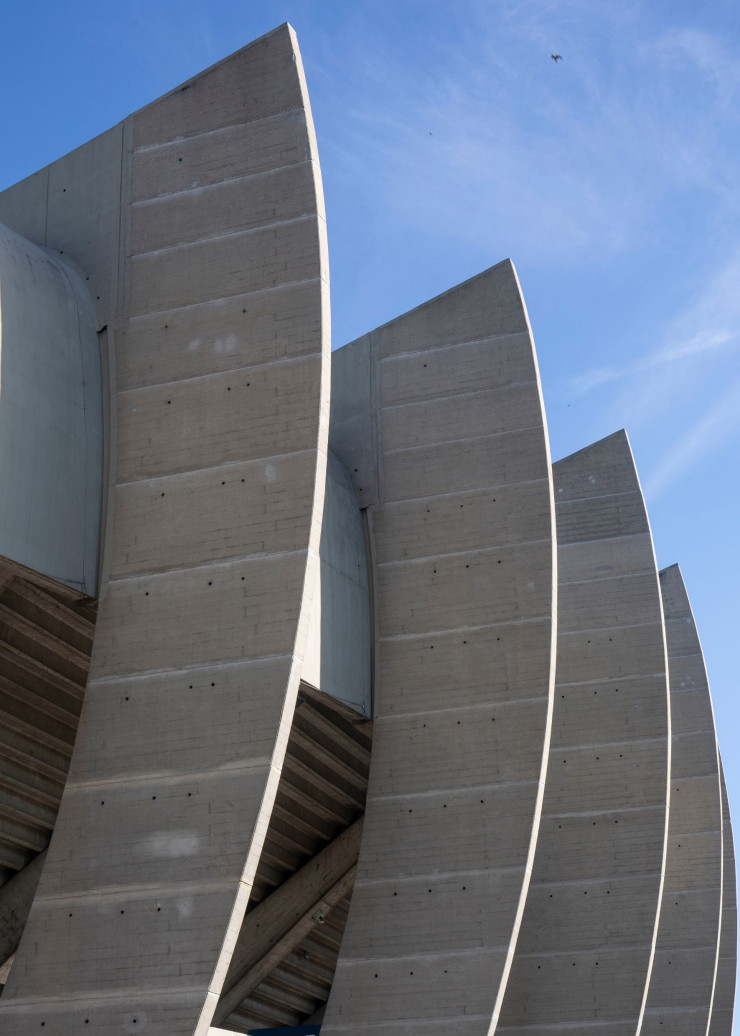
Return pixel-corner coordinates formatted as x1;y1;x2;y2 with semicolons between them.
1;23;331;1036
0;21;736;1036
322;260;557;1034
0;224;103;593
500;430;670;1031
303;452;372;715
709;762;737;1035
640;564;723;1033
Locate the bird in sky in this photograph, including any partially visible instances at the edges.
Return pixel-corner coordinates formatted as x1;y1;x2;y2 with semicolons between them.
551;53;563;62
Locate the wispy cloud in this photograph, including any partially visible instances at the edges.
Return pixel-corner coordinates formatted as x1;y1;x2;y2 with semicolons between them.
571;251;740;396
643;372;740;498
325;0;740;264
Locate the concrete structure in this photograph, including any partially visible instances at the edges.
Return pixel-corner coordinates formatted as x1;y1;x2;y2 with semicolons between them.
499;431;670;1033
0;22;734;1036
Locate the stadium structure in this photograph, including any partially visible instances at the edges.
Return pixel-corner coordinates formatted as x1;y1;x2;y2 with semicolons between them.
0;22;735;1036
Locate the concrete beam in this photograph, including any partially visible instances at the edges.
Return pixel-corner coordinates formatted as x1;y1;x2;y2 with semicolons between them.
214;819;363;1024
0;851;46;967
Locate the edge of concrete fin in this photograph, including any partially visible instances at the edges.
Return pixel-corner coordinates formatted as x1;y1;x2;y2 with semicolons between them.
709;758;737;1035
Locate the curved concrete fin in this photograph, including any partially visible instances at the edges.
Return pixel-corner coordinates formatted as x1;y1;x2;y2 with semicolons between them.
1;24;330;1036
708;758;737;1035
322;259;557;1035
499;429;670;1033
640;564;723;1033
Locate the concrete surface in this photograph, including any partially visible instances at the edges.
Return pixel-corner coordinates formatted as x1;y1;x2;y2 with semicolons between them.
303;452;371;716
322;260;557;1035
641;564;723;1033
709;761;737;1035
0;23;330;1036
0;224;103;593
499;430;670;1033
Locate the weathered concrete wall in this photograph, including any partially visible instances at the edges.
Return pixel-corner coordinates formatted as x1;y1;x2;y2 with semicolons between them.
641;564;723;1033
1;24;330;1035
709;761;737;1035
499;430;670;1034
0;224;103;592
322;260;557;1035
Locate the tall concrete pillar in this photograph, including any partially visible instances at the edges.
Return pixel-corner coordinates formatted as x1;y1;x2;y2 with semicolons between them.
323;260;557;1035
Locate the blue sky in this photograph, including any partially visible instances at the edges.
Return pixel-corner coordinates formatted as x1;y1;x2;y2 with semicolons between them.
2;0;739;1008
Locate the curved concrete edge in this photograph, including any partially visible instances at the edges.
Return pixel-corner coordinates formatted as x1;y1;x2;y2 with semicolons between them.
499;430;671;1031
322;259;557;1035
708;759;737;1036
1;24;331;1036
0;223;103;593
639;564;723;1033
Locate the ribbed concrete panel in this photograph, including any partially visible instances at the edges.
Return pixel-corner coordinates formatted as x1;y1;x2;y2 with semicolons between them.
641;564;722;1033
499;430;670;1033
1;24;330;1036
709;761;737;1035
323;260;557;1035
